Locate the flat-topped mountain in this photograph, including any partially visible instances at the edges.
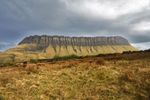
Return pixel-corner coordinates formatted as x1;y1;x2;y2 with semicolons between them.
19;35;129;46
18;35;131;51
0;35;137;63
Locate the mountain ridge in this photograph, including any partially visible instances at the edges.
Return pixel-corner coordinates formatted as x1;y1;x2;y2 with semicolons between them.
19;35;130;46
18;35;130;51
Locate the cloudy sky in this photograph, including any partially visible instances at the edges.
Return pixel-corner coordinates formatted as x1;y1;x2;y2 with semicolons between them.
0;0;150;51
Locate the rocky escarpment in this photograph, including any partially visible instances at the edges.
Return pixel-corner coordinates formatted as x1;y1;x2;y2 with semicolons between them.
19;35;130;51
1;35;137;62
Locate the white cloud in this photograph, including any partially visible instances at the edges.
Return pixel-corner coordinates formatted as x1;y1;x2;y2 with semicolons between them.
61;0;149;19
132;42;150;50
0;42;15;51
132;21;150;31
0;0;150;47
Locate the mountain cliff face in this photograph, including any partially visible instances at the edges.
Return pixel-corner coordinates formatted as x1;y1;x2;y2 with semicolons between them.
18;35;132;52
1;35;137;62
19;35;129;49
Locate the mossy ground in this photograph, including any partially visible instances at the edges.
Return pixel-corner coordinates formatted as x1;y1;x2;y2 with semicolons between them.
0;52;150;100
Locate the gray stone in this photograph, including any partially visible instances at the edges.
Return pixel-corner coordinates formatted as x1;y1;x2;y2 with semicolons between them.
19;35;130;50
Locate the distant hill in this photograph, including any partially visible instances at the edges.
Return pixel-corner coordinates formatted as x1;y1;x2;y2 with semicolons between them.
144;49;150;52
0;35;137;63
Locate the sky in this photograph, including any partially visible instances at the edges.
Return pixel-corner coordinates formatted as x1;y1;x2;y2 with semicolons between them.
0;0;150;51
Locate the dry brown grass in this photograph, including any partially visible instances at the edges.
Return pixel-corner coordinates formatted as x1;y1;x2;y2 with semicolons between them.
0;52;150;100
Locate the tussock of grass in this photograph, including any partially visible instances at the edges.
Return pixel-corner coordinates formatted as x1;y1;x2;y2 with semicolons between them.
25;64;40;74
0;95;5;100
95;58;106;65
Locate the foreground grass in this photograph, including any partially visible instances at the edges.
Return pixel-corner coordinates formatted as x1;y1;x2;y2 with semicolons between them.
0;54;150;100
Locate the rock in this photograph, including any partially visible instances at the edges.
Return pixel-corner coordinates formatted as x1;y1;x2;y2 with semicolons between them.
19;35;130;49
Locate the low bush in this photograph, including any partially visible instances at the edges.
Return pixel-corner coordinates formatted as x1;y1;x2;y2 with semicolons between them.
0;62;16;67
0;95;5;100
30;59;38;63
53;55;80;61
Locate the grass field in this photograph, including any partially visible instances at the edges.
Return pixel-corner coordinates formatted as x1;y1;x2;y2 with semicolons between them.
0;51;150;100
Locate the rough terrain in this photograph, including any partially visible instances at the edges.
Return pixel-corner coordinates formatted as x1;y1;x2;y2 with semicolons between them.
0;50;150;100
